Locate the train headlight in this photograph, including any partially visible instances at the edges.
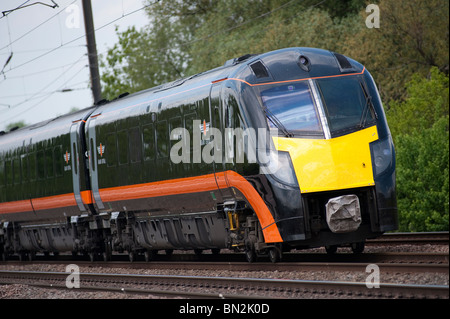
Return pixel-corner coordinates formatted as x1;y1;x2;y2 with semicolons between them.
260;150;299;187
371;135;394;177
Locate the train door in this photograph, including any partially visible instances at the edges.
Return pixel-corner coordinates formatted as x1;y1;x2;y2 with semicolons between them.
70;123;87;212
86;117;105;210
209;83;233;200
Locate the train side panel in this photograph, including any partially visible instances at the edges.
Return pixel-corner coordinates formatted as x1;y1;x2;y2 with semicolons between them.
0;110;95;222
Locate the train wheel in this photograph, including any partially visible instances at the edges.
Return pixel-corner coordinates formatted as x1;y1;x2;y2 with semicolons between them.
165;249;173;257
144;250;155;262
325;245;338;254
18;252;26;262
211;248;220;255
103;244;112;261
351;242;365;254
268;248;281;263
245;248;256;263
102;251;111;262
128;251;135;262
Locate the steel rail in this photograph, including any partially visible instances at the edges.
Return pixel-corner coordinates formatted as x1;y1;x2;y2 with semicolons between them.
367;231;449;245
1;251;448;264
3;259;447;274
0;270;448;299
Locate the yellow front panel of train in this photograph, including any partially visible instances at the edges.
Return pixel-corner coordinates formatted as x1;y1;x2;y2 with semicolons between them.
274;126;379;193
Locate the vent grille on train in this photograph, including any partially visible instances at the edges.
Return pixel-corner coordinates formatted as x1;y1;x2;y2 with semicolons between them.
333;52;353;70
250;61;269;78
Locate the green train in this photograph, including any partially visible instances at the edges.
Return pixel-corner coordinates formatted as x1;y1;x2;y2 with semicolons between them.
0;47;398;262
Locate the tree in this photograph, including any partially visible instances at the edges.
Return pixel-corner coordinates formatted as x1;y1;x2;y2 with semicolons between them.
395;117;449;231
387;67;449;137
100;0;215;101
389;68;449;231
343;0;449;103
6;121;26;131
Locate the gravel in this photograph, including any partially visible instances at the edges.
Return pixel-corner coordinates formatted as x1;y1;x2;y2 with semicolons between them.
1;244;448;299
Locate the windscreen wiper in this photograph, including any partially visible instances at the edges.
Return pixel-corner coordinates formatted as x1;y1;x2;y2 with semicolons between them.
262;106;293;137
358;80;378;129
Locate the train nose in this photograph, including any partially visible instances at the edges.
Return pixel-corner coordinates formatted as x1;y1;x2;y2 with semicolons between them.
273;126;379;193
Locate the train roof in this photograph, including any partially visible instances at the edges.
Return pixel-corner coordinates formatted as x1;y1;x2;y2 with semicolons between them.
0;106;97;150
86;47;364;123
0;47;365;147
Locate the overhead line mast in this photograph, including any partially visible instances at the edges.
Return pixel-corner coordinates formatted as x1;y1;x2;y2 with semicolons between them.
82;0;102;104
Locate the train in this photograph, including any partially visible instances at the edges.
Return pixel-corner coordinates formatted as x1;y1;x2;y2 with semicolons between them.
0;47;398;262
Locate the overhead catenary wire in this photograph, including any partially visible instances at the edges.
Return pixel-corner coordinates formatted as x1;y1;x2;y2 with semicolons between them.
4;53;87;109
1;0;58;17
0;52;86;83
0;0;32;20
0;63;87;125
0;0;160;76
0;0;77;52
0;0;161;127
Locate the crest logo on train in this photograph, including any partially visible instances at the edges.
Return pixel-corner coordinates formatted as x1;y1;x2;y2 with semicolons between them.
97;143;105;157
63;151;71;164
63;151;71;171
97;143;106;165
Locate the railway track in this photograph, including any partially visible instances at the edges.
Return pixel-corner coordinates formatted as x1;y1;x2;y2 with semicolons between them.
366;231;449;245
1;232;447;299
1;252;448;272
0;270;448;299
1;251;448;272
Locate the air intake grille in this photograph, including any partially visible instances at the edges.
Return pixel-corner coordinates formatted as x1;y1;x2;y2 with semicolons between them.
250;61;269;78
333;52;353;70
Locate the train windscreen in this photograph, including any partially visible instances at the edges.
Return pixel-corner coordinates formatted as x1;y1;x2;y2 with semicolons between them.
260;82;322;135
315;76;376;136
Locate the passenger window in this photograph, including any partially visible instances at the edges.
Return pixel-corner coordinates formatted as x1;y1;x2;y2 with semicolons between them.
156;120;168;158
117;129;129;165
13;158;21;184
5;161;12;185
106;133;117;167
169;117;182;145
184;113;197;152
142;124;155;161
54;146;63;177
0;161;4;187
37;150;45;180
29;152;36;181
45;148;54;178
129;127;142;163
21;154;28;182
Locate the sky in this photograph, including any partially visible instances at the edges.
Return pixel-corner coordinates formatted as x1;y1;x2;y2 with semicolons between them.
0;0;149;131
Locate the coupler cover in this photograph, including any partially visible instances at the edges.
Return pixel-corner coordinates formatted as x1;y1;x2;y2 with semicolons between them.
325;195;361;233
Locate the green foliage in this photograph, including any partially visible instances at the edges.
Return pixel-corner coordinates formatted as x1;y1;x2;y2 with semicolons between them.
6;121;26;131
395;116;449;231
389;68;449;231
387;67;449;137
343;0;449;103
